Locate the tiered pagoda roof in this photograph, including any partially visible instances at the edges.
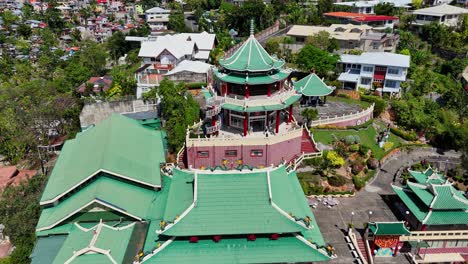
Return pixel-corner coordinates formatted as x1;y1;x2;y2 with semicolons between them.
32;115;332;264
214;33;290;85
408;167;446;185
392;174;468;226
293;73;334;97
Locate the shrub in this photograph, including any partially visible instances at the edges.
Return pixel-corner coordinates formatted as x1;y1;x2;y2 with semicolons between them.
186;82;207;89
303;157;323;167
349;144;360;152
352;163;364;175
352;176;365;190
464;180;468;186
343;135;361;144
325;151;345;167
361;95;386;117
359;145;370;156
390;127;418;141
383;141;394;151
328;175;348;187
337;93;350;99
367;158;379;169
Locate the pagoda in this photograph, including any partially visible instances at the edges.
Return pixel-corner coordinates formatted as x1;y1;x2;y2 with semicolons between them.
391;167;468;231
182;22;321;169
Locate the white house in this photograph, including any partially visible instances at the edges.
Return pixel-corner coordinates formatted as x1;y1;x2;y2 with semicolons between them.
145;7;171;31
412;4;468;27
334;0;412;14
337;52;410;94
130;32;216;98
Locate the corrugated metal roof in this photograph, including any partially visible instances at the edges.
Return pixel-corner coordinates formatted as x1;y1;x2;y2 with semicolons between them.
30;235;67;264
413;4;468;16
340;52;410;68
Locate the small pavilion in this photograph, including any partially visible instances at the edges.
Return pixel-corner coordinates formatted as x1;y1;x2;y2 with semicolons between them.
293;72;334;107
367;221;410;257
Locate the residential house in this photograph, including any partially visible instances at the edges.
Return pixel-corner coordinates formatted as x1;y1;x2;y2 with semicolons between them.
337;52;410;94
412;4;468;27
76;76;113;95
286;24;399;53
334;0;412;14
145;7;170;31
324;12;398;30
164;60;213;84
130;32;216;98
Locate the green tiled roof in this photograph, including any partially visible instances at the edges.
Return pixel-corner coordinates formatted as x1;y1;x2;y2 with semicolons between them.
219;35;285;72
145;236;331;264
406;182;434;207
214;68;289;85
431;185;468;210
31;235;67;264
162;169;194;221
392;185;428;222
37;176;159;231
368;222;410;235
162;167;307;236
409;168;445;185
221;95;302;113
51;222;135;264
424;210;468;225
293;73;334;97
41;114;166;204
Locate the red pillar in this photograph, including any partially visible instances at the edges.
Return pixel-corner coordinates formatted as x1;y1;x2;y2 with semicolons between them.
288;105;293;123
211;111;216;126
421;224;426;231
275;110;280;133
222;83;227;95
267;83;271;97
226;83;229;95
245;84;250;98
243;112;248;136
393;238;400;257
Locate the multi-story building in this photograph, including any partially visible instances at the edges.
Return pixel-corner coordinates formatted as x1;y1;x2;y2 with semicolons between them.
286;24;399;53
145;7;170;31
324;12;399;30
180;28;322;169
333;0;412;14
337;52;410;94
131;32;216;98
412;4;468;27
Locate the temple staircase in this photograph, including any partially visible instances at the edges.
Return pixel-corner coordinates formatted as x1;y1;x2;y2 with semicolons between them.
357;238;370;263
300;129;318;153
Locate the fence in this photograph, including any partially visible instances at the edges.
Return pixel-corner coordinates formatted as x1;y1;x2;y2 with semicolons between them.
309;103;374;127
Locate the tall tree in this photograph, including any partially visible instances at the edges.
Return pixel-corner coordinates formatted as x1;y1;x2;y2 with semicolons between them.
296;44;339;77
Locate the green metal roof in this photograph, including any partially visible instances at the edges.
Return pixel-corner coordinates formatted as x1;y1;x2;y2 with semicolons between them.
221;94;302;113
424;210;468;225
219;35;285;72
214;68;289;85
409;168;445;185
293;73;334;97
31;235;67;264
37;176;159;231
162;169;194;221
51;222;135;264
162;168;307;236
406;182;434;207
41;114;166;204
145;236;331;264
368;222;410;235
392;185;429;223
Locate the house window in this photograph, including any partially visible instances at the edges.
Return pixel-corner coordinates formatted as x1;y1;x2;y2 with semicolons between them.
372;42;379;49
363;66;373;72
250;149;263;157
225;150;237;157
385;80;397;88
150;58;156;62
375;66;386;71
361;78;372;85
388;68;399;75
197;151;209;158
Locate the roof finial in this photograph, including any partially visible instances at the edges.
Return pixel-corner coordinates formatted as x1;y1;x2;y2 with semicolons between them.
250;19;254;36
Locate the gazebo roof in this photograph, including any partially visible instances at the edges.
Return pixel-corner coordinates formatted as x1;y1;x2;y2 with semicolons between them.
293;73;334;97
219;35;285;72
368;221;410;236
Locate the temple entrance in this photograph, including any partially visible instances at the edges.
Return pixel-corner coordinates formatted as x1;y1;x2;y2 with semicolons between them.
249;115;266;132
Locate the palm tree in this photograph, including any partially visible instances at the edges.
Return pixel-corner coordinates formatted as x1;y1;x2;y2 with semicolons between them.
301;108;318;127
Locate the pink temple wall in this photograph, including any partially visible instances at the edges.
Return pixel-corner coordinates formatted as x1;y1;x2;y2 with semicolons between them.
186;135;302;168
326;112;372;127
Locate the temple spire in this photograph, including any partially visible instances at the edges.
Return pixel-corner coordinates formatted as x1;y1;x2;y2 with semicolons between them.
250;19;254;36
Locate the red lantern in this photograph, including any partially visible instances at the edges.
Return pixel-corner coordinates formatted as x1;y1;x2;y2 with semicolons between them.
189;236;199;243
247;234;256;241
213;235;222;243
270;233;279;240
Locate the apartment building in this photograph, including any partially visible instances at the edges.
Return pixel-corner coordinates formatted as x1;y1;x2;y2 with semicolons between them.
337;52;410;94
145;7;170;31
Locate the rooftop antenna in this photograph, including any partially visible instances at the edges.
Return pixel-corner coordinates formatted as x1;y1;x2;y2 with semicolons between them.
250;19;254;36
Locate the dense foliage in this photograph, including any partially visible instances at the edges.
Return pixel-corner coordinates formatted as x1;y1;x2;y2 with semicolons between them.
296;44;339;77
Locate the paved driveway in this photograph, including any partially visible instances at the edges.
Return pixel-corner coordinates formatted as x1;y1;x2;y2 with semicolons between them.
311;148;461;264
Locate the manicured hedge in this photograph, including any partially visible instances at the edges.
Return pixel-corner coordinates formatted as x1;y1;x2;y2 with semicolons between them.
390;127;418;141
360;95;386;117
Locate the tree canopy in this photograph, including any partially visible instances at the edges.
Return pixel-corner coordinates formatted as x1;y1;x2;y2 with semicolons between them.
296;44;339;77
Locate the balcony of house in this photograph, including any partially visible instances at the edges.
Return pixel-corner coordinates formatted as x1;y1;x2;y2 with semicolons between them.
382;80;401;93
135;72;164;86
338;69;361;90
414;14;442;26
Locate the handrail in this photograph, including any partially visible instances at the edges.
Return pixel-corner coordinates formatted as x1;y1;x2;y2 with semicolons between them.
309;103;374;127
176;143;185;165
400;230;468;241
206;121;221;134
220;87;297;109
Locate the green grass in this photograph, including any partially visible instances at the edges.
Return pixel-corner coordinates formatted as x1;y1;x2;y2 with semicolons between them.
327;96;371;109
313;124;405;160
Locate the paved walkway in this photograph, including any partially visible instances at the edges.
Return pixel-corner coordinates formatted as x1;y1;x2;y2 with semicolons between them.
311;147;461;264
294;101;362;123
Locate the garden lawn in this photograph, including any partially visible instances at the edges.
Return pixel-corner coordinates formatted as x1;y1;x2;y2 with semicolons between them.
312;125;404;160
326;96;371;109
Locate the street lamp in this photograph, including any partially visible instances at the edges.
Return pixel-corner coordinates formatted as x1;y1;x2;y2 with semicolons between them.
351;211;355;227
368;211;373;222
405;211;410;226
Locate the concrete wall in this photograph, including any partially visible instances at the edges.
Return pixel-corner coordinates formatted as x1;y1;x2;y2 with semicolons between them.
324;111;372;127
79;100;157;127
186;135;302;168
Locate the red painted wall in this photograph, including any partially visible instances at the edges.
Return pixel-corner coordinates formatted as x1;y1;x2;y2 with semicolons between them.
186;135;302;168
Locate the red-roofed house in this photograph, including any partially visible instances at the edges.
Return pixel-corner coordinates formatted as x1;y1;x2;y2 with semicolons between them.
0;166;37;190
324;12;398;30
76;76;113;94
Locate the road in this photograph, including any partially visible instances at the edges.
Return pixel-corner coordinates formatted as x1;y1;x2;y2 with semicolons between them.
311;147;461;264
